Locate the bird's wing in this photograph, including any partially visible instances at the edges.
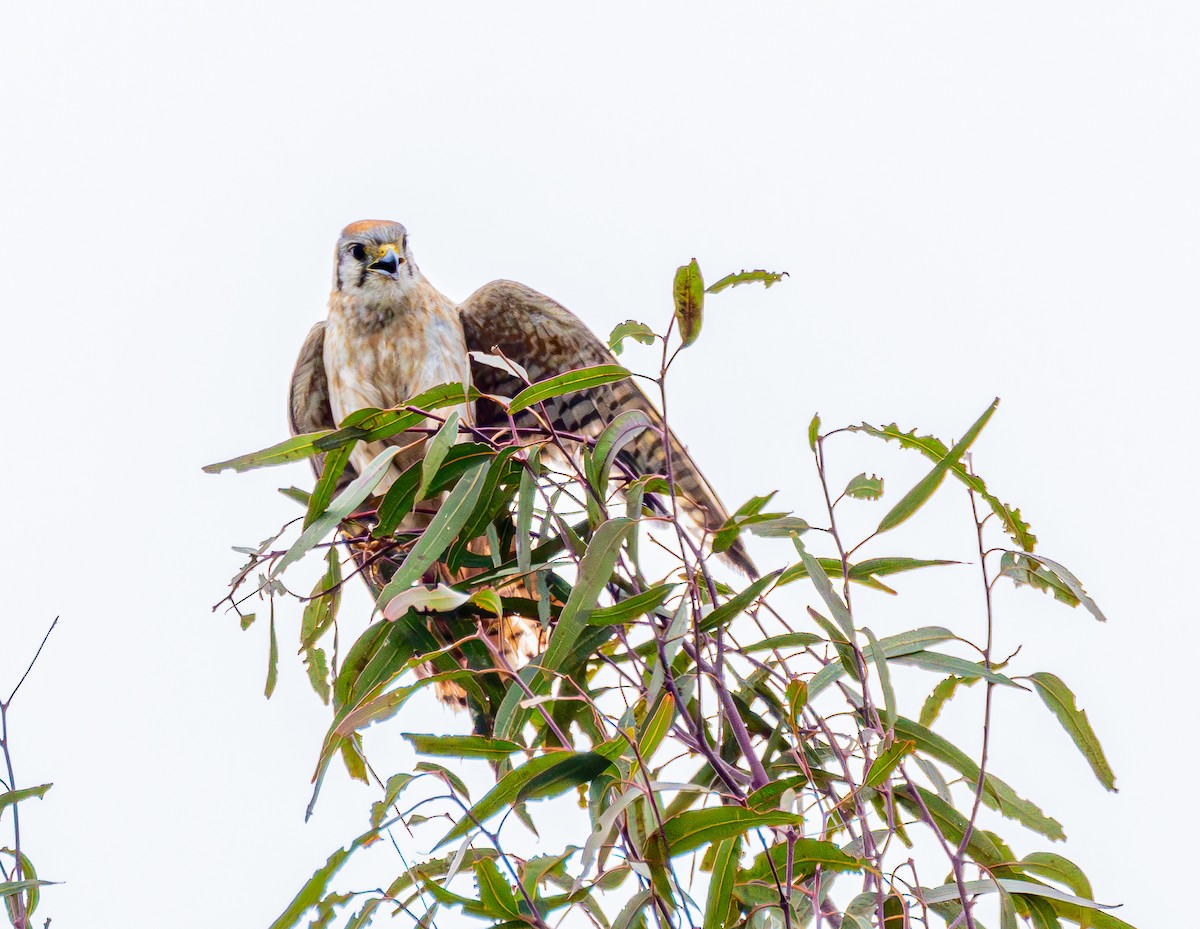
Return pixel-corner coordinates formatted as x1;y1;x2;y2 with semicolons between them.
459;280;755;576
289;321;345;483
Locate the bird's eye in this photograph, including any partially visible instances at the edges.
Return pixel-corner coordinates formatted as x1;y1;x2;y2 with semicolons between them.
347;243;368;261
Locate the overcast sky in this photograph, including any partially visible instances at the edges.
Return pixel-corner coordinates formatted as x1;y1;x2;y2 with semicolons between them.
1;2;1196;927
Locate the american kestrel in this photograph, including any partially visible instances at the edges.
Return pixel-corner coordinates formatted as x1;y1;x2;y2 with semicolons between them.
290;220;753;572
288;220;753;707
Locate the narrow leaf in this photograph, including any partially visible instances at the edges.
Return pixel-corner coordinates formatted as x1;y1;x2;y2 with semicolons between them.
509;365;631;415
1026;672;1117;791
673;259;705;347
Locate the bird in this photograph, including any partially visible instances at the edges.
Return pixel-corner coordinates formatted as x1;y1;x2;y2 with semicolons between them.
288;220;753;708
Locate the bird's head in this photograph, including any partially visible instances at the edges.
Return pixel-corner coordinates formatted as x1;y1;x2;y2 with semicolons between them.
333;220;419;298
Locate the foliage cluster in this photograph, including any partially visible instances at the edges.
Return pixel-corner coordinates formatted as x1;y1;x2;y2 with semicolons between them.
209;261;1131;929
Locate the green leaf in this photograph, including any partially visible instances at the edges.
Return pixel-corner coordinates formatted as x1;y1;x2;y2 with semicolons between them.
893;717;1064;840
1001;553;1107;623
516;752;618;803
1017;852;1094;902
698;570;782;634
300;546;342;650
851;419;1037;551
844;473;884;501
890;651;1022;688
862;626;896;728
921;878;1115;911
588;584;677;625
204;383;478;474
742;838;866;882
863;739;915;788
304;646;330;704
438;742;624;847
793;538;853;637
652;807;798;861
877;399;998;535
473;859;521;919
509;365;631;415
587;410;652;497
608;320;656;354
638;693;675;761
370;773;418;829
0;784;51;815
375;461;491;608
267;830;380;929
415;761;472;801
273;446;402;576
919;675;974;728
673;259;705;347
516;449;539;576
304;443;354;528
403;734;524;760
808;414;820;451
418;410;460;500
204;431;337;474
703;838;741;929
265;611;279;699
373;442;495;537
807;626;954;699
1025;672;1117;791
705;268;788;293
494;518;634;740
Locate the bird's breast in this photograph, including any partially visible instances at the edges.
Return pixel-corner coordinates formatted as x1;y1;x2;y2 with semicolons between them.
324;294;473;427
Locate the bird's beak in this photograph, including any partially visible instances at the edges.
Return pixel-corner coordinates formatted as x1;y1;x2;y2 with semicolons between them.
368;244;404;280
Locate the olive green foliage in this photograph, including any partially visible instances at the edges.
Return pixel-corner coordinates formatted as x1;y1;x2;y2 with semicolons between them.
210;260;1132;929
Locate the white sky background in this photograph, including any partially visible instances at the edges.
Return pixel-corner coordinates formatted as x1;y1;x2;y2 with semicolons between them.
0;1;1196;926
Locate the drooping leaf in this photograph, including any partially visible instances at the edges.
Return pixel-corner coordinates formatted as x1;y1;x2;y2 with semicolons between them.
304;443;354;528
705;268;788;293
862;626;897;728
793;538;853;637
1000;553;1107;623
509;365;631;415
608;320;656;354
893;717;1064;840
265;611;279;699
808;413;820;451
369;773;418;829
418;411;460;500
300;546;342;650
673;259;705;347
703;838;741;929
1026;672;1117;791
1016;852;1095;902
